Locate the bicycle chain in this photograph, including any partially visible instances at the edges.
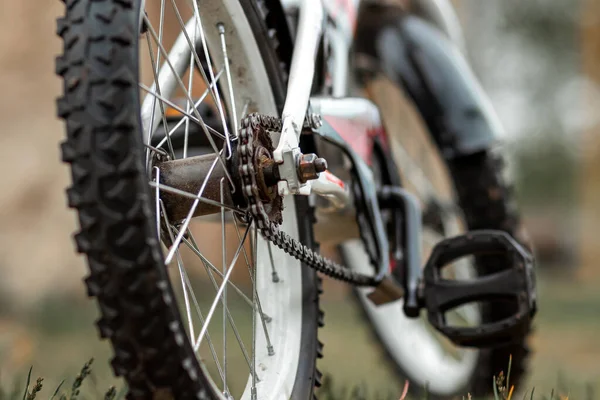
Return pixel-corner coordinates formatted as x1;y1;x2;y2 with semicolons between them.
237;113;378;287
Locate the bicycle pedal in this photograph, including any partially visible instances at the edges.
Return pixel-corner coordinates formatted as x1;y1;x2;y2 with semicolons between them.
421;230;536;348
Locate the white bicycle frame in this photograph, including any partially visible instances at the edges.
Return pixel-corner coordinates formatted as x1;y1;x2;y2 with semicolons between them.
273;0;465;197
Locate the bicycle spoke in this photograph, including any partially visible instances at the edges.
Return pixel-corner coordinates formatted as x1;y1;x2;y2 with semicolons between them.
251;223;258;400
184;19;197;159
179;256;198;346
267;242;280;283
218;23;238;137
241;100;250;119
249;227;275;356
145;0;169;155
145;143;170;159
193;222;251;350
154;167;161;237
220;179;230;396
179;247;196;342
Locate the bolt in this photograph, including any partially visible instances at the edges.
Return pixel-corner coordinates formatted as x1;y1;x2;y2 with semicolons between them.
309;113;322;129
303;113;323;130
297;153;328;182
314;157;327;173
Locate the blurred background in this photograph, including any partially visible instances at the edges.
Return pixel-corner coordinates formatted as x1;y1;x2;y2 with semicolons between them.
1;0;600;398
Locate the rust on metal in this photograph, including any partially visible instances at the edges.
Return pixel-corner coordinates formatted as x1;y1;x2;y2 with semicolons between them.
157;154;235;222
297;153;328;183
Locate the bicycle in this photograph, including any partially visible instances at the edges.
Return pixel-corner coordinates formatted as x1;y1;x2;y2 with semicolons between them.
55;0;537;398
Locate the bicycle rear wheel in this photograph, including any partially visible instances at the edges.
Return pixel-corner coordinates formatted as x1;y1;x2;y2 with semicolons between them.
56;0;321;398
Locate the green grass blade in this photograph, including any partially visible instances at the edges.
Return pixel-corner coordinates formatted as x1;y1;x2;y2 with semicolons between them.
103;386;116;400
21;367;32;400
70;358;94;400
50;380;65;400
493;376;500;400
507;355;513;393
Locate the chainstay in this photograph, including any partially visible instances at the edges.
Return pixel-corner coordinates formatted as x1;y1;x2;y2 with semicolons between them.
238;113;378;287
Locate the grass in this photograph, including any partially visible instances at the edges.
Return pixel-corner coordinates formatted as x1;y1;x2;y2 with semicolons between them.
317;357;576;400
0;355;587;400
0;360;124;400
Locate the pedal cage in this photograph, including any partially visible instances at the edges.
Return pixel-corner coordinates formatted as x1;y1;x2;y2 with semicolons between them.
422;230;536;348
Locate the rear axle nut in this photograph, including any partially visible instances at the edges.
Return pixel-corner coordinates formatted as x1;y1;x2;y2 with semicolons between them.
297;153;328;183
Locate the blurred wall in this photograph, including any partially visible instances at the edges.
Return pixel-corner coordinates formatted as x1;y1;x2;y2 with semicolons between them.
0;2;86;306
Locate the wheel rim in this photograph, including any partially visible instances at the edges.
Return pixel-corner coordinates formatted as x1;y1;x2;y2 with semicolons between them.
341;142;481;395
138;1;305;398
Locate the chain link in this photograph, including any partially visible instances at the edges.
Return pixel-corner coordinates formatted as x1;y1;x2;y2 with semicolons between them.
237;113;378;287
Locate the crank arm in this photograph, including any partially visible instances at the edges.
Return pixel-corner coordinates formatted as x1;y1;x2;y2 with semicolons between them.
420;230;537;348
377;187;424;315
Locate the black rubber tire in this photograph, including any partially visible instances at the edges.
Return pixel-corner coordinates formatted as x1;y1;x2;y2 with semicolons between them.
448;151;532;398
55;0;320;398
